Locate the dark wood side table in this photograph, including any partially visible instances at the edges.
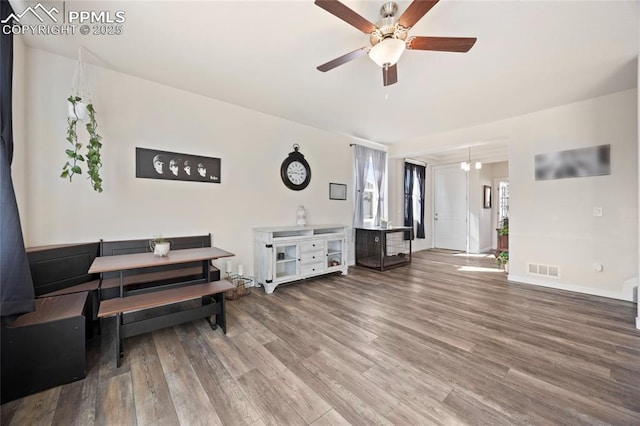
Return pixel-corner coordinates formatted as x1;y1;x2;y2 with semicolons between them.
497;229;509;253
355;226;413;271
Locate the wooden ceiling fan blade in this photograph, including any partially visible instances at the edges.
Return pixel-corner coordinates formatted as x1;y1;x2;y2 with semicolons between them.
383;64;398;86
314;0;377;34
398;0;440;29
317;46;370;72
407;36;477;52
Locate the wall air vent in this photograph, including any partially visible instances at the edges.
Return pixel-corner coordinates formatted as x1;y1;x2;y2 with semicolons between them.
527;263;560;278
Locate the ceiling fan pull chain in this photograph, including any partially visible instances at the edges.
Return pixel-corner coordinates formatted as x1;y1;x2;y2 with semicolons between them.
384;65;389;100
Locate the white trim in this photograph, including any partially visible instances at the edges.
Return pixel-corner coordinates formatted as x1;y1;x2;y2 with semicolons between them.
508;274;634;302
404;158;426;166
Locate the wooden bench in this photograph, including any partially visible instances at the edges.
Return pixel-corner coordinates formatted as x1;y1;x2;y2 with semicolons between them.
1;292;88;403
27;242;101;337
99;280;234;365
99;234;220;299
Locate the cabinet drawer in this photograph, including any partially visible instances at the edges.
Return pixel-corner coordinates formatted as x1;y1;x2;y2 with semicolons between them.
300;241;324;253
300;250;324;264
300;263;325;275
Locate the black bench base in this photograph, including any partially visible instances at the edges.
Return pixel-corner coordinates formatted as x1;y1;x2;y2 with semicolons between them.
1;292;87;404
115;293;225;367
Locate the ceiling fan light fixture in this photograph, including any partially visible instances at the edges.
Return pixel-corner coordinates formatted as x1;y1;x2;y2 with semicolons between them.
369;37;406;67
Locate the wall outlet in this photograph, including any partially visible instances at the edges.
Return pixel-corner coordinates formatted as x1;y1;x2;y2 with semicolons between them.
593;207;603;217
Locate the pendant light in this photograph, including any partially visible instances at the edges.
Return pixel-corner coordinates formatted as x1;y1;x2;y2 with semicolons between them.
460;146;481;171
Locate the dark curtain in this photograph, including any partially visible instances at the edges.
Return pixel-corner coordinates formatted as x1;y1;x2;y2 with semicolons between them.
403;162;414;240
404;162;426;240
415;164;426;238
1;0;35;319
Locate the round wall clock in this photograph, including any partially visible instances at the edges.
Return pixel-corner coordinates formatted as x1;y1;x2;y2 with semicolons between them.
280;144;311;191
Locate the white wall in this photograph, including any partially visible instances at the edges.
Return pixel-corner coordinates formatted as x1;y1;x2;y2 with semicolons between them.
388;158;403;228
19;48;356;276
491;161;509;250
510;90;637;301
468;164;494;253
637;49;639;327
12;35;27;235
390;89;638;301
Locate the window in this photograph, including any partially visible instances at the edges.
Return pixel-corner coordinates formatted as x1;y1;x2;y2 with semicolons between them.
362;164;378;226
497;180;509;227
354;145;386;228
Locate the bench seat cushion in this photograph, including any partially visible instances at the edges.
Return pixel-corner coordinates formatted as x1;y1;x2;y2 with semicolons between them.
7;292;88;327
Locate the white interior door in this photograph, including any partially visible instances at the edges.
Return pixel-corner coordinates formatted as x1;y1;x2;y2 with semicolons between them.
434;166;467;251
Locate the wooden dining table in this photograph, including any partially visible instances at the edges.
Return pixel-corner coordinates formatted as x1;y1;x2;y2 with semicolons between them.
89;246;234;296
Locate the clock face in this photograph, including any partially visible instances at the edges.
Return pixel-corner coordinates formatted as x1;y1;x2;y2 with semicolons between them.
286;161;307;185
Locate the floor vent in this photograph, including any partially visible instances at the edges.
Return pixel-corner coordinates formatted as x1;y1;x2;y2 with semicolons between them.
528;263;560;278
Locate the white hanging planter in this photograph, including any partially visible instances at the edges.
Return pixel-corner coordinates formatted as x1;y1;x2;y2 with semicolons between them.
67;99;89;121
68;47;92;120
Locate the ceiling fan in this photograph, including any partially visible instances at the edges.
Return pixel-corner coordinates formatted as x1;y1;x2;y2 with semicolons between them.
315;0;477;86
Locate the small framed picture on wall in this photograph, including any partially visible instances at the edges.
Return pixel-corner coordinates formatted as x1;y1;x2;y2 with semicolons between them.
329;183;347;200
483;185;492;209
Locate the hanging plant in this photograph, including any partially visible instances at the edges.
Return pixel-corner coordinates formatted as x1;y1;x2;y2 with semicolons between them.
60;95;103;192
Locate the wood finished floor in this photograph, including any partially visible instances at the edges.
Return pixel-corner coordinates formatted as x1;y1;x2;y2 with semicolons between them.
2;250;640;425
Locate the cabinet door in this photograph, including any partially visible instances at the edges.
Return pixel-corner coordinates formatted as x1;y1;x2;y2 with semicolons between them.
273;244;298;282
326;238;345;270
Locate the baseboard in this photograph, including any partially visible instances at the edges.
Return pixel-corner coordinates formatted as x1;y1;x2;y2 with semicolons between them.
508;274;634;302
636;316;640;330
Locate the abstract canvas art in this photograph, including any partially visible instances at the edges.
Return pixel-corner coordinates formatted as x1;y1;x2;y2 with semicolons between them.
535;144;610;181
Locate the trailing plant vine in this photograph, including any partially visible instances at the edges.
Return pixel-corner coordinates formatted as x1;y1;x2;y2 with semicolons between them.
85;103;103;192
61;96;83;181
61;96;103;192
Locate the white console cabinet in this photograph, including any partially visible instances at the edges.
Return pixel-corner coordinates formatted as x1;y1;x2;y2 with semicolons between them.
253;225;349;294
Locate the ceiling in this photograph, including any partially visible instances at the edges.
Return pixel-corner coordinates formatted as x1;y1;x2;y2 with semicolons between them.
10;0;640;150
